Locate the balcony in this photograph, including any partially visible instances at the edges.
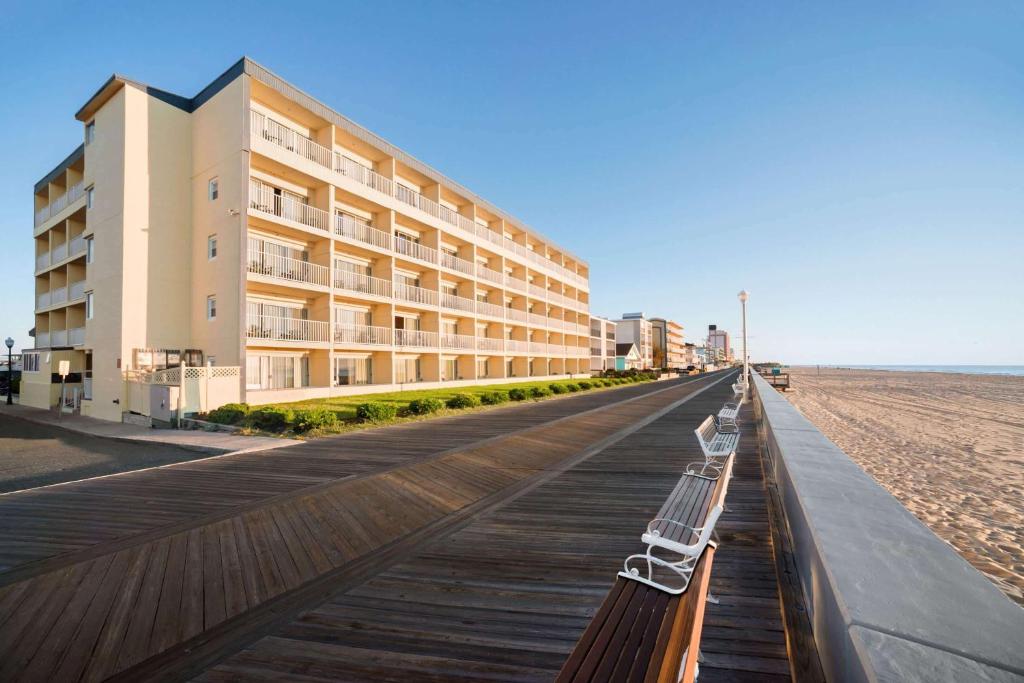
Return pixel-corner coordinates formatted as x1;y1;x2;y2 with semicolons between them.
393;236;437;264
68;327;85;346
506;308;528;323
69;280;86;301
36;253;49;271
441;292;475;314
51;286;67;306
249;178;329;233
50;330;68;346
51;243;68;263
35;181;85;226
335;271;391;298
476;337;504;353
505;340;529;353
504;274;527;292
440;252;474;276
334;323;392;346
475;300;504;319
529;313;548;327
247;248;329;288
35;332;49;348
247;315;330;343
335;212;391;251
36;292;50;309
476;264;503;285
394;282;438;307
394;329;438;348
250;110;589;288
440;333;475;350
528;283;547;299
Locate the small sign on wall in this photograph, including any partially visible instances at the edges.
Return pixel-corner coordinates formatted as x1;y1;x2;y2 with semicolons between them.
58;360;70;378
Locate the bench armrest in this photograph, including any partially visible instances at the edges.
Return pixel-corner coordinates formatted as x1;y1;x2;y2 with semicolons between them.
646;517;702;540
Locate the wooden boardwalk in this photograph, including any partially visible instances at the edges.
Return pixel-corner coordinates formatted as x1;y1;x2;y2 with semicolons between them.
0;370;798;682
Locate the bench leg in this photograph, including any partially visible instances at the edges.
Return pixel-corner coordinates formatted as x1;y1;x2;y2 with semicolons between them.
706;592;720;605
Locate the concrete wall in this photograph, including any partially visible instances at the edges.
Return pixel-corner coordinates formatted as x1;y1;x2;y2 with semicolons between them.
750;372;1024;682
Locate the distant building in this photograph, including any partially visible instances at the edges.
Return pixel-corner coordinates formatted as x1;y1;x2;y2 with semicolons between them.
589;316;617;373
708;325;732;363
615;342;642;371
683;342;698;369
615;313;654;369
650;318;685;371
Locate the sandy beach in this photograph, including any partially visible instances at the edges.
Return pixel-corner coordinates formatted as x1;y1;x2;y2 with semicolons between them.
784;367;1024;606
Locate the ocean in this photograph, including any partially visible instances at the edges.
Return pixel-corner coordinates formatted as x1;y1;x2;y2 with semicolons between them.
817;365;1024;377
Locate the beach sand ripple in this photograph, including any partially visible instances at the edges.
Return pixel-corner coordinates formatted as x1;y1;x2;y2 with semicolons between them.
785;367;1024;606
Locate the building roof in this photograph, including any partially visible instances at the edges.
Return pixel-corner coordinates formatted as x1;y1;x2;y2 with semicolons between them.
64;57;587;266
616;342;638;357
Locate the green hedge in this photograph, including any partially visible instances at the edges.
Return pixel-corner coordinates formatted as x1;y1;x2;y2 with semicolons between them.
245;406;293;431
446;393;481;409
578;381;592;390
356;401;398;422
207;402;250;425
480;391;509;405
508;388;528;401
549;383;567;394
292;408;338;433
530;386;551;398
408;397;445;415
565;383;580;392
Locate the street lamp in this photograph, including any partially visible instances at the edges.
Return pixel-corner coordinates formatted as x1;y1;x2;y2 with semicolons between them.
737;291;749;382
4;337;13;405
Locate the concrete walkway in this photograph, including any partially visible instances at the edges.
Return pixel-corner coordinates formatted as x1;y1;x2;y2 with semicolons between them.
0;402;296;454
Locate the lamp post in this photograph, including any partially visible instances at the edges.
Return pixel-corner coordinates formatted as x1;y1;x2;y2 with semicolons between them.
5;337;13;405
737;291;749;382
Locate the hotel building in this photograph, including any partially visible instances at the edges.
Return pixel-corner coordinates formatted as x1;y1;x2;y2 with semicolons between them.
25;58;591;422
589;316;617;372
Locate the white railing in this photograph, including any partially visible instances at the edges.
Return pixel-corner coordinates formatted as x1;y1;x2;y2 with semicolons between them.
393;236;437;264
441;292;475;313
476;264;503;285
251;110;332;168
335;153;394;196
334;323;392;346
505;274;527;292
69;235;86;257
529;341;547;354
68;327;85;346
35;181;85;226
395;328;438;347
394;282;438;306
529;283;547;299
36;253;49;271
395;184;443;221
441;333;475;350
51;286;67;305
249;179;329;232
335;212;391;250
50;329;68;346
247;248;329;287
69;280;86;301
529;313;548;327
36;332;49;348
36;291;51;309
246;315;330;343
335;270;391;298
477;337;504;352
506;339;529;353
51;243;68;263
441;252;474;276
506;308;528;323
476;300;504;318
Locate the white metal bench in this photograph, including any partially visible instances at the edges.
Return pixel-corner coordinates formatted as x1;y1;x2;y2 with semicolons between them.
695;414;739;464
718;400;740;426
621;453;735;594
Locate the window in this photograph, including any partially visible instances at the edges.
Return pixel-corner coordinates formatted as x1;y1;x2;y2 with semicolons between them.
207;295;216;320
207;235;217;260
395;357;422;384
442;358;457;381
86;187;95;209
506;358;514;377
86;237;94;264
477;358;488;378
334;356;372;386
23;353;40;372
245;354;306;390
85;292;94;320
208;178;219;201
207;356;216;367
85;121;95;145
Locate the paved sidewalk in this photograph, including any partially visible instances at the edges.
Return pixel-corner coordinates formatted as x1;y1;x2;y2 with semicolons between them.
0;402;296;454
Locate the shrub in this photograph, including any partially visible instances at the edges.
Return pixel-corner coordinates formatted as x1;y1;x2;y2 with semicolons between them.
207;402;249;425
356;401;398;422
292;408;338;433
601;379;613;386
565;383;580;392
549;383;567;394
446;393;481;409
408;397;445;415
530;386;551;398
480;391;509;405
508;388;528;401
578;381;592;390
245;406;294;431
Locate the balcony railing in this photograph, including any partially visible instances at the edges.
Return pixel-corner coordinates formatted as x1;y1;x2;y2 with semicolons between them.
69;235;86;257
529;283;547;298
51;286;67;306
335;212;391;251
51;243;68;263
335;271;391;298
69;327;85;346
35;181;85;226
441;292;475;313
506;308;528;323
440;252;474;276
249;179;328;232
476;264;503;285
395;328;438;348
475;300;504;318
35;332;49;348
505;340;529;353
529;313;548;327
247;315;330;343
393;236;437;264
441;333;475;350
50;330;68;346
476;337;504;352
36;253;49;271
36;292;50;309
250;109;590;288
69;280;86;301
251;110;333;168
504;274;527;292
394;282;438;306
334;323;392;346
247;248;329;287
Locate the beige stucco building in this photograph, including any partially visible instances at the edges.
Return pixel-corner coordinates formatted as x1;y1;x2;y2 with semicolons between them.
25;58;591;422
589;316;617;373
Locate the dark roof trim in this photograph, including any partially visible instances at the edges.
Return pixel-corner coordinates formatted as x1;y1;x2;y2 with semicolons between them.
616;343;638;356
34;144;84;193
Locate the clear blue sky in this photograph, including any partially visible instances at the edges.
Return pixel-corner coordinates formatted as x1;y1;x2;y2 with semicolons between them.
2;1;1022;364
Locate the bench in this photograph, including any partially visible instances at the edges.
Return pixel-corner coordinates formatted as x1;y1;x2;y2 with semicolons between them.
695;414;739;461
556;457;734;682
717;401;740;427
